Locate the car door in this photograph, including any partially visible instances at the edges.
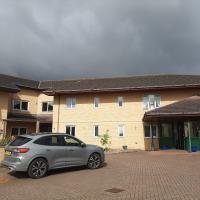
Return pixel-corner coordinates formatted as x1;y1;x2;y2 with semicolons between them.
36;135;68;169
62;135;87;166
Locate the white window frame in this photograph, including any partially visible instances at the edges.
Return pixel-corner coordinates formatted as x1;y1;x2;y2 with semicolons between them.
42;101;53;112
94;125;99;137
144;124;158;138
117;96;124;107
143;95;161;110
66;125;76;136
118;125;124;137
12;99;29;111
94;97;100;108
11;127;27;135
66;98;76;108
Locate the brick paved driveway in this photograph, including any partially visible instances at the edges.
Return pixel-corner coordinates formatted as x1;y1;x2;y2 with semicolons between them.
0;151;200;200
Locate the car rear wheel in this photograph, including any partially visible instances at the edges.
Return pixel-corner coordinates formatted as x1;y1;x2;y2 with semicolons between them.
28;158;48;179
87;153;101;169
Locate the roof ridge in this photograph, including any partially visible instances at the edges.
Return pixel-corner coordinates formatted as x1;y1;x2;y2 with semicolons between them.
40;73;200;83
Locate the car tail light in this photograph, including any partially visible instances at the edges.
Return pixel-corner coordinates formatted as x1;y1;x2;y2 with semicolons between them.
13;148;30;153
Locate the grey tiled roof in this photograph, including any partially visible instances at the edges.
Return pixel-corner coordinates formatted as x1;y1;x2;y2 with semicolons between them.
144;96;200;117
40;74;200;94
1;74;200;93
0;74;39;91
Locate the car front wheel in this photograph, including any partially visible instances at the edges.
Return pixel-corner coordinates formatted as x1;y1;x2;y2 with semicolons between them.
28;158;48;179
87;153;101;169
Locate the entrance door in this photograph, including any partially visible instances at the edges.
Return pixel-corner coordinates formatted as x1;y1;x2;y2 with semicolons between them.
176;122;184;149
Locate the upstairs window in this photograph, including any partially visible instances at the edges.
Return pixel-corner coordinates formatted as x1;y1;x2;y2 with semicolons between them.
94;97;100;108
66;98;76;108
143;95;160;109
42;102;53;112
13;100;29;111
118;96;124;107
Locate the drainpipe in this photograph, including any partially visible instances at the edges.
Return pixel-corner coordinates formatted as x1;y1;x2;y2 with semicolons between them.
57;95;61;132
188;121;192;152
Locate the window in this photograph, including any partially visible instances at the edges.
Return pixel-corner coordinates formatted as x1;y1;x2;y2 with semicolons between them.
161;123;172;137
11;128;27;136
143;95;160;109
10;136;32;146
118;125;124;137
66;98;76;108
66;126;76;136
42;102;53;112
34;136;63;146
94;125;99;137
63;135;81;146
118;96;123;107
144;124;158;138
13;100;29;111
94;97;100;108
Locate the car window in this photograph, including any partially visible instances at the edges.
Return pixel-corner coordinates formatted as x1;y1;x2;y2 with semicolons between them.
63;135;80;146
34;136;63;146
9;136;32;146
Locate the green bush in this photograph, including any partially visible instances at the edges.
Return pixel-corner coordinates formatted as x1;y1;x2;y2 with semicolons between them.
100;130;111;151
0;136;12;146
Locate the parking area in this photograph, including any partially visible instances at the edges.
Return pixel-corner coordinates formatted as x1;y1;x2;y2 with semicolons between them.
0;151;200;200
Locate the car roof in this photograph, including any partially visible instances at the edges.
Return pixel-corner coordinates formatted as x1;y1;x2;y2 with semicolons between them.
19;133;67;139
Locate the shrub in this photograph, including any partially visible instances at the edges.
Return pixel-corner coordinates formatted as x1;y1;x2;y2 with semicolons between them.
100;130;111;151
0;136;12;146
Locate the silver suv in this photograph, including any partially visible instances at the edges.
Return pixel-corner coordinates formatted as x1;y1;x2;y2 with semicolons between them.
2;133;105;179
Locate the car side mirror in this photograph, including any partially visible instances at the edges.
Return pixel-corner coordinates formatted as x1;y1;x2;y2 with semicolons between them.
81;142;86;148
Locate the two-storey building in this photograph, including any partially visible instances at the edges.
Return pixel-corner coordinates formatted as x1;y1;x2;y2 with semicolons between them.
1;74;200;151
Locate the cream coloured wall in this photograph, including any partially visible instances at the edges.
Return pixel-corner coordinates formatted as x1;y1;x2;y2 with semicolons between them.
52;88;200;150
37;93;54;114
0;91;9;137
8;88;39;114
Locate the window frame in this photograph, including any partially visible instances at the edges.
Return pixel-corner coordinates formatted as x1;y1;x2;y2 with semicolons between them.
118;125;125;137
143;95;161;110
117;96;124;107
42;101;53;112
12;99;29;111
66;125;76;136
11;127;27;136
94;97;100;108
66;98;76;108
94;125;99;137
144;124;158;138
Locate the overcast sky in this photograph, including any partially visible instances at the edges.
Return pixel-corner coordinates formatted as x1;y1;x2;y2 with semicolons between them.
0;0;200;80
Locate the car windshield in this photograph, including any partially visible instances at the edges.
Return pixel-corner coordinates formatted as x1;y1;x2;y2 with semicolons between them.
9;136;32;146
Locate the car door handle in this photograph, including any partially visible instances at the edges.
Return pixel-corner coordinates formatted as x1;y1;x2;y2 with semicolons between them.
68;149;75;151
46;149;51;152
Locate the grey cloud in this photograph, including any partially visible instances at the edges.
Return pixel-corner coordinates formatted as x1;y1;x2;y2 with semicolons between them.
0;0;200;80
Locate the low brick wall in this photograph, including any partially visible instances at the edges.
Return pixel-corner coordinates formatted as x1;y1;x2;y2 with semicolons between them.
0;147;4;161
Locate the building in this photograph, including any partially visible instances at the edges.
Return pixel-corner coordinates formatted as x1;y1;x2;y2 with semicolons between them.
1;74;200;151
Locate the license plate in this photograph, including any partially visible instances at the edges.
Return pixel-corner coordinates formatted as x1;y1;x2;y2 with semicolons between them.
5;151;11;156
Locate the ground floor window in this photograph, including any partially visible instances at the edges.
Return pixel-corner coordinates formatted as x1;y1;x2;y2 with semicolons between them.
66;126;75;136
144;124;158;138
94;125;99;137
11;127;27;136
161;123;173;137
